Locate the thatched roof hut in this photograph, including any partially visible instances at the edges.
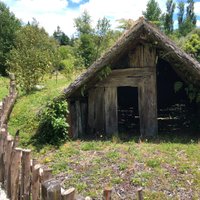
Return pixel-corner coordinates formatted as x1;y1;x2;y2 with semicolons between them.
64;17;200;139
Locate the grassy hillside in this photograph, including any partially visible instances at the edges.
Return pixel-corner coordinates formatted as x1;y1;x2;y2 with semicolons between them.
0;76;9;100
7;74;71;145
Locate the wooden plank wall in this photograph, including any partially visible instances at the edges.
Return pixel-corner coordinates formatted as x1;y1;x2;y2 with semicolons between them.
70;43;158;138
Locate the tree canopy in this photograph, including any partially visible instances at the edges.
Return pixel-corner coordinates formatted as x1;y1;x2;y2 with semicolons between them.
7;23;58;93
142;0;162;26
0;1;21;75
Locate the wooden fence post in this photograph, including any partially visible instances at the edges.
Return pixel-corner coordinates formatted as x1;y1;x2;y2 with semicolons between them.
0;127;7;183
42;168;53;183
4;135;13;190
61;188;75;200
137;187;144;200
10;148;22;200
103;187;112;200
21;149;31;200
32;164;41;200
41;179;61;200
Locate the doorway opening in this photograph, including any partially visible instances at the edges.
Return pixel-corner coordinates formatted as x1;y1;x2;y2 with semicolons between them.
117;86;140;135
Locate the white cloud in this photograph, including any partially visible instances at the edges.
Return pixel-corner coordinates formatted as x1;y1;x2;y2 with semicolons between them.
2;0;199;36
80;0;166;29
2;0;79;36
197;20;200;28
194;2;200;16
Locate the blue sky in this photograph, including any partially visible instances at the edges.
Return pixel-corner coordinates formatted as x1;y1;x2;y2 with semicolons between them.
2;0;200;36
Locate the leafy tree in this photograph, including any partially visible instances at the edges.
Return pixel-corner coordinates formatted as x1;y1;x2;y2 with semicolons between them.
0;1;21;75
7;22;58;93
74;10;93;35
164;0;176;34
94;17;111;59
53;26;70;46
74;11;95;67
183;29;200;62
142;0;162;26
177;0;197;36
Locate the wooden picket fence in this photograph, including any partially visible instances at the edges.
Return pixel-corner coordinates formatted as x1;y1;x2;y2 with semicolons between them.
0;77;144;200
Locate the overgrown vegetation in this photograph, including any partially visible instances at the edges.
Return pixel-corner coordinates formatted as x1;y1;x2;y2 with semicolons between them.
34;98;69;145
7;74;72;146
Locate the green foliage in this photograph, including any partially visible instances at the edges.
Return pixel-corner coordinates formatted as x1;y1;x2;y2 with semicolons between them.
183;32;200;62
35;99;69;145
0;76;9;99
177;0;197;36
142;0;162;26
98;66;112;80
163;0;176;34
94;17;111;59
74;10;93;36
7;22;58;93
53;26;70;46
0;1;21;75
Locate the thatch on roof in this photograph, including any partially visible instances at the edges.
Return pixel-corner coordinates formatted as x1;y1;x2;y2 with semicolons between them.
64;17;200;98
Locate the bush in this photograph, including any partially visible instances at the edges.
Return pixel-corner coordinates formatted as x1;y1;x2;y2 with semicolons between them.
34;99;69;145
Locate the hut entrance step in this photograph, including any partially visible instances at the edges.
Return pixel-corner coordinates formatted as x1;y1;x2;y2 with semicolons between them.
117;86;140;134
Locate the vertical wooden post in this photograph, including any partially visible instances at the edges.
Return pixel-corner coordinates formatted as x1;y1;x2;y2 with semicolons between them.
61;188;75;200
41;179;61;200
104;87;118;136
4;136;13;190
32;164;41;200
0;127;7;183
21;149;31;200
131;44;158;138
137;187;144;200
103;187;112;200
41;168;53;183
88;88;105;135
10;148;22;200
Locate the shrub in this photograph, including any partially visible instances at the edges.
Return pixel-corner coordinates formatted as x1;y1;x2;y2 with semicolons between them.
34;98;69;145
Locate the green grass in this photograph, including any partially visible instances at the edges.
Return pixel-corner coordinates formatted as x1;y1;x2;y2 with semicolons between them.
7;74;71;145
0;76;9;100
36;140;200;199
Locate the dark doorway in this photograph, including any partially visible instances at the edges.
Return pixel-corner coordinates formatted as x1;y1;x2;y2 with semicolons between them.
117;87;140;134
156;59;197;134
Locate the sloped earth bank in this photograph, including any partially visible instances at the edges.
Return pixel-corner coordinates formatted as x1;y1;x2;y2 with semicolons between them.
36;141;200;200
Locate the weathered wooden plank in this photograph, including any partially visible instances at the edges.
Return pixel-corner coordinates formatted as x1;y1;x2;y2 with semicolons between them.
129;44;157;67
144;74;158;137
75;101;83;137
94;88;105;134
32;164;41;200
88;88;105;134
80;102;87;135
104;87;118;135
41;179;61;200
69;103;77;138
138;81;146;137
10;148;22;200
95;77;143;87
88;89;96;134
61;188;75;200
21;149;31;200
108;67;154;76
